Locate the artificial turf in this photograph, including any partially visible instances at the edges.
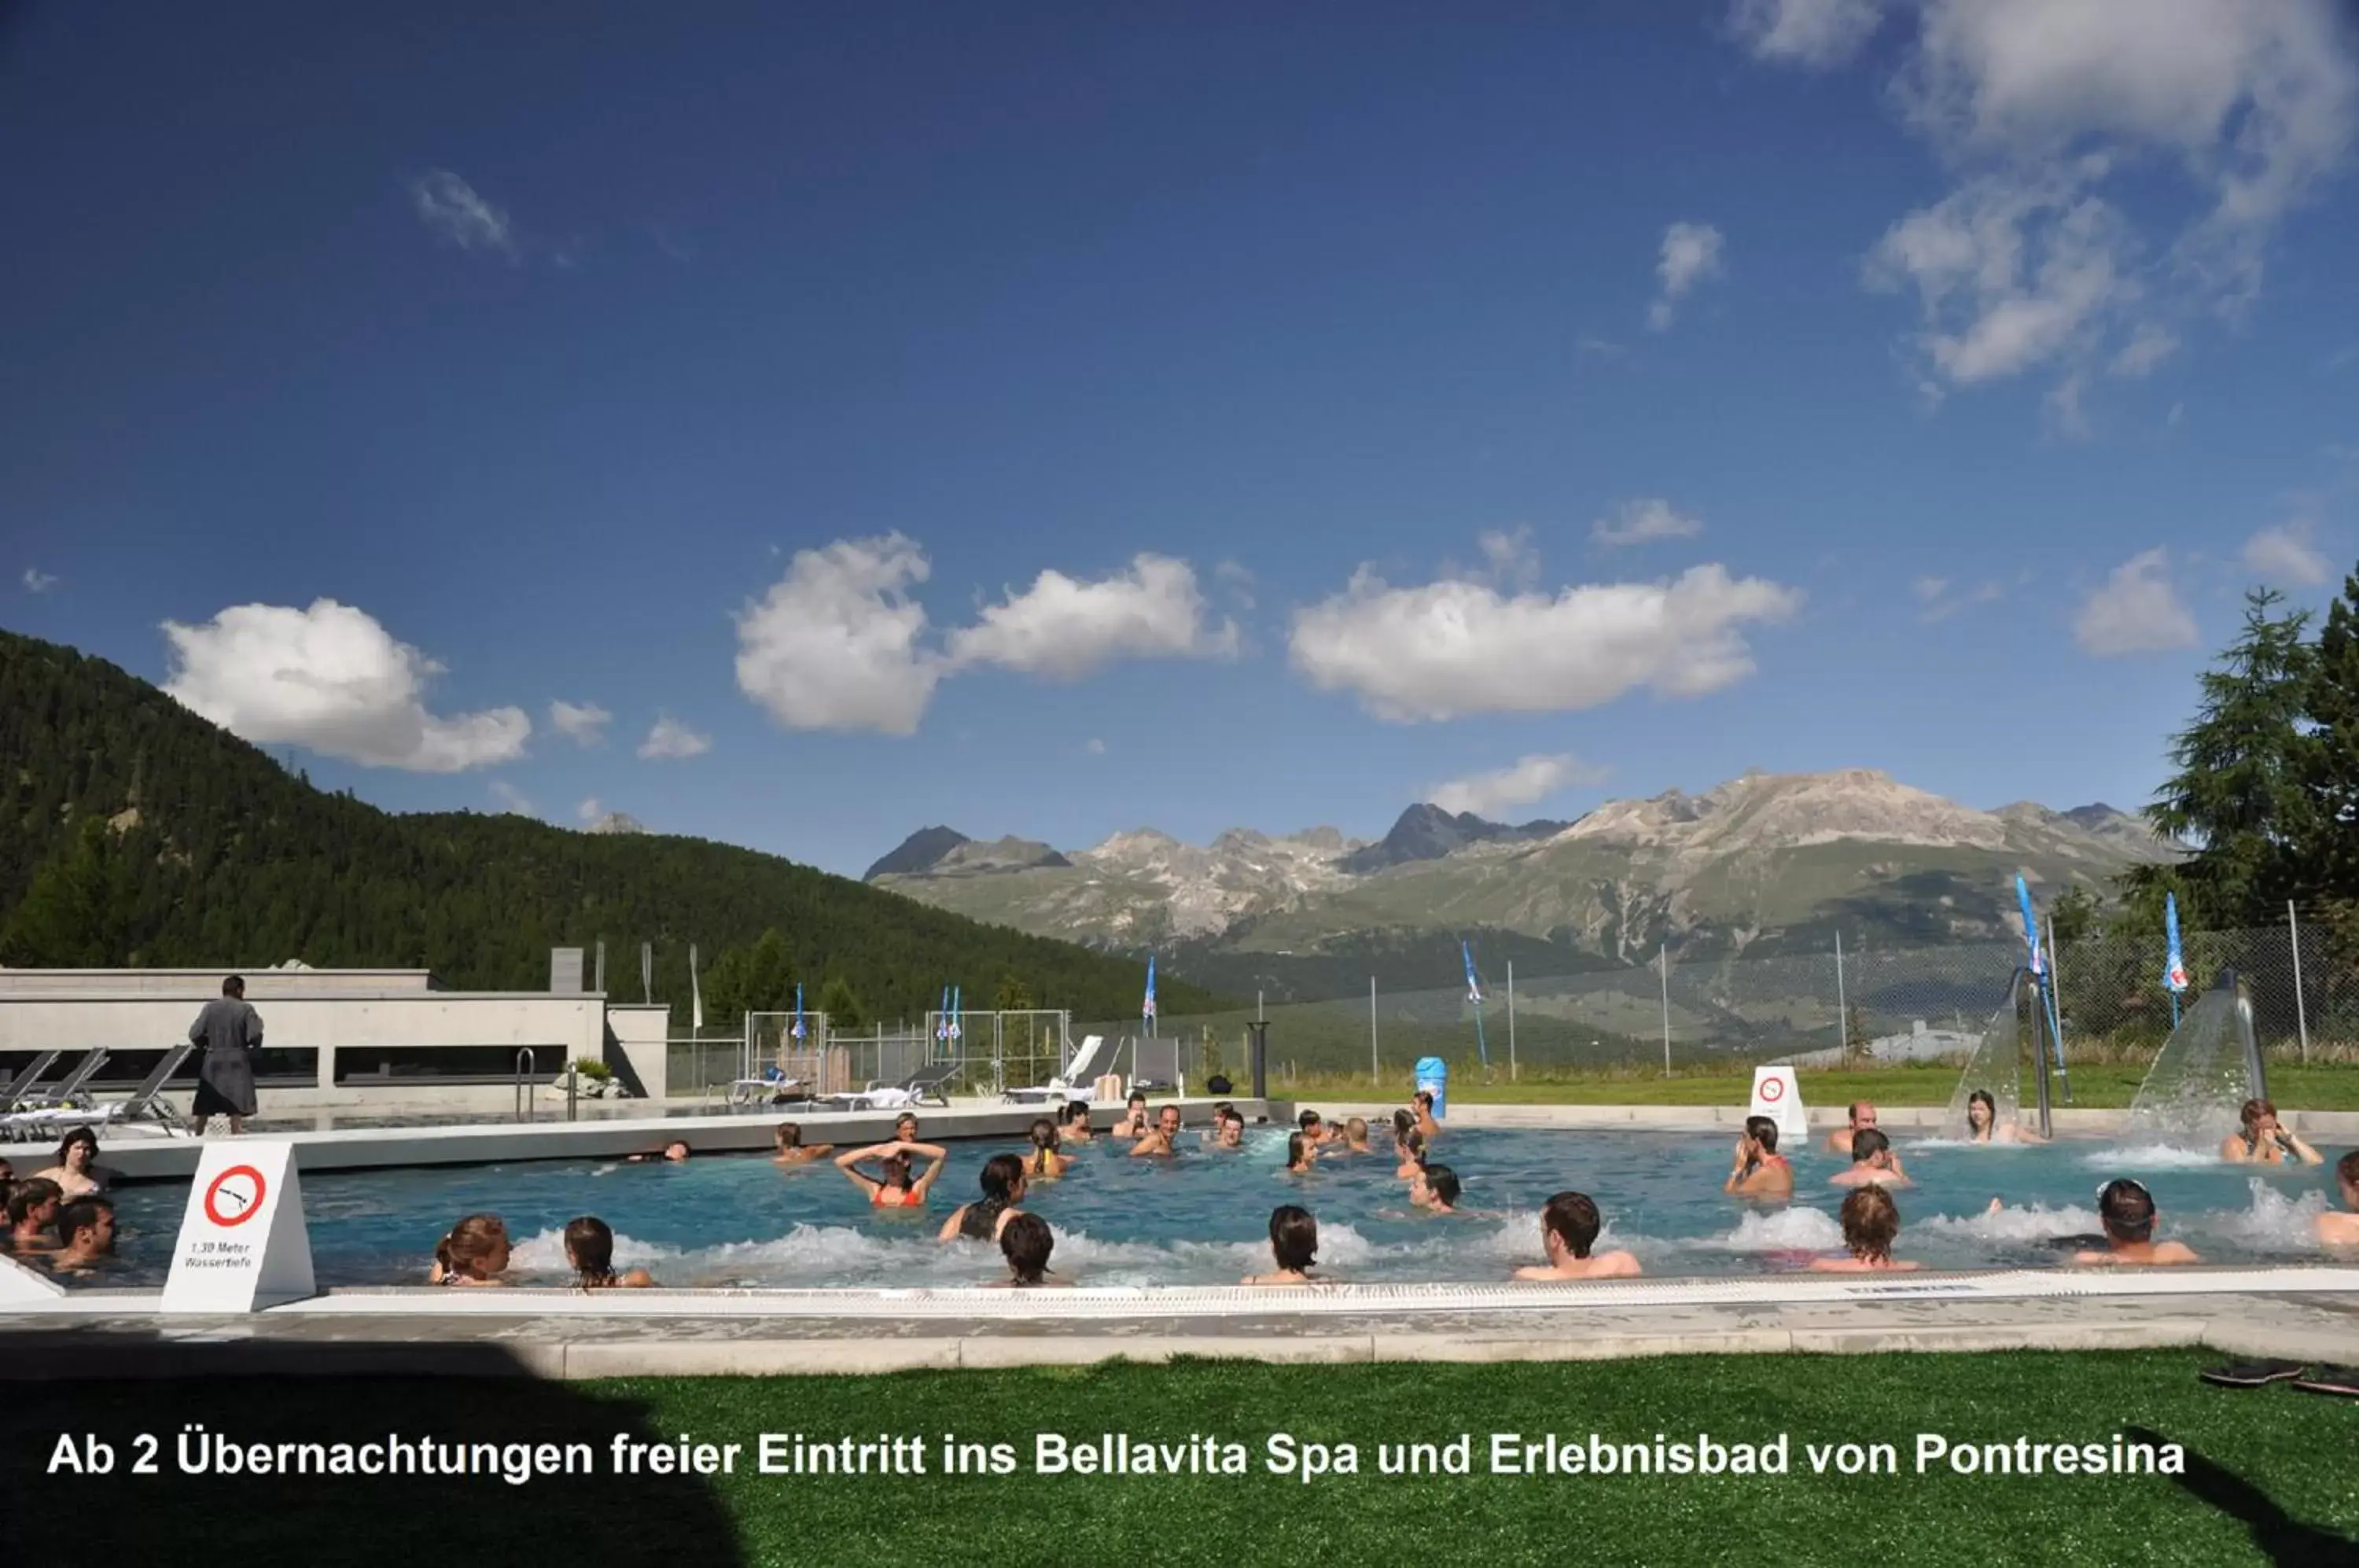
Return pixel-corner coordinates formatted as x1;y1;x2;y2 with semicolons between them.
5;1350;2354;1566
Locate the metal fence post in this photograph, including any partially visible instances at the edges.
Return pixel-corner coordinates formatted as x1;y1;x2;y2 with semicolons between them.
2289;900;2311;1065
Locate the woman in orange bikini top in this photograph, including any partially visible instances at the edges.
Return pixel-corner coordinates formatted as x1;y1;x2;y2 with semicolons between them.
835;1139;948;1208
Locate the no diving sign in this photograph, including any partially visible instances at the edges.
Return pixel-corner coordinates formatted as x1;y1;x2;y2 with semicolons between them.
1748;1065;1808;1146
164;1141;313;1313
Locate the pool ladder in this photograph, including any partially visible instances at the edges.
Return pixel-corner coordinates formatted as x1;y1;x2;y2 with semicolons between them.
514;1048;535;1123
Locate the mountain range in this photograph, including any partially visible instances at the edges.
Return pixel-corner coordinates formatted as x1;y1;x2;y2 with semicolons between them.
867;769;2180;999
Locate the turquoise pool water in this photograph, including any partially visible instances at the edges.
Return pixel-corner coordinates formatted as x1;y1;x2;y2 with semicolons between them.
90;1124;2344;1289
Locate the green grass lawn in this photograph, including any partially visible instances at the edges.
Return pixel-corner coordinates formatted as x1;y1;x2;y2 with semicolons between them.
1280;1062;2359;1110
11;1352;2354;1566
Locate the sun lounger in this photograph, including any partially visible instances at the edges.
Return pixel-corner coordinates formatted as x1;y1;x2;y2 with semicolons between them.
0;1051;61;1113
823;1061;959;1111
7;1048;109;1113
1002;1034;1112;1104
1;1044;192;1142
727;1066;815;1108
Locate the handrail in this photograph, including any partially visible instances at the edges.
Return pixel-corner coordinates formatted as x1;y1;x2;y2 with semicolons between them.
514;1048;535;1123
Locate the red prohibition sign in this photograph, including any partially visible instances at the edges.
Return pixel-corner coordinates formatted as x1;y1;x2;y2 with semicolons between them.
1759;1077;1787;1102
204;1165;267;1228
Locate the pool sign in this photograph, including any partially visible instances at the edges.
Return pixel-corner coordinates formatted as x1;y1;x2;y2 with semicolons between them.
164;1140;313;1313
1748;1066;1808;1146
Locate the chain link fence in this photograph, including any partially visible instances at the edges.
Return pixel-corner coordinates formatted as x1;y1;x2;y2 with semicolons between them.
1110;916;2353;1084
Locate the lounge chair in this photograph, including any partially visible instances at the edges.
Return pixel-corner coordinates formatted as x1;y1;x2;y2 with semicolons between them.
1;1044;193;1142
727;1065;815;1108
7;1048;109;1113
823;1061;960;1111
0;1051;61;1113
1002;1035;1112;1104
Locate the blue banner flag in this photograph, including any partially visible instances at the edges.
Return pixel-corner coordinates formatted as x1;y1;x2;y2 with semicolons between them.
2164;893;2188;994
1462;940;1483;1005
1143;955;1157;1020
2015;876;2044;977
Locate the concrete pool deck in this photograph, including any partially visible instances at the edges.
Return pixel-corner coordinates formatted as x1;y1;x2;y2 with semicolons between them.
6;1274;2357;1379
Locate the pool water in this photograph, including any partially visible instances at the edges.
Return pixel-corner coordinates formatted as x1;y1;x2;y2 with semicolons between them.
91;1125;2344;1290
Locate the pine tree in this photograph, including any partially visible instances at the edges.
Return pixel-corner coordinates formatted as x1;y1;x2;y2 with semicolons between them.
818;975;864;1031
2298;558;2359;951
2122;588;2315;926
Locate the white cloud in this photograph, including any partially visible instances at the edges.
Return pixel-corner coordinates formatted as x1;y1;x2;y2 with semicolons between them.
1592;498;1706;548
405;170;517;258
1290;557;1802;722
1730;0;1886;68
577;797;602;823
1213;558;1257;611
2111;325;2181;377
547;700;612;745
1839;0;2359;418
161;599;530;771
637;716;712;760
2241;521;2331;586
944;554;1238;680
489;780;535;817
1649;223;1726;330
1427;754;1608;819
22;567;57;593
1085;738;1107;756
2044;369;2095;440
735;533;944;734
1916;576;2007;622
2072;548;2200;656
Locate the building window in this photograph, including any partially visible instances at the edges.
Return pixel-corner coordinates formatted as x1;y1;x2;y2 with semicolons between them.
333;1047;565;1084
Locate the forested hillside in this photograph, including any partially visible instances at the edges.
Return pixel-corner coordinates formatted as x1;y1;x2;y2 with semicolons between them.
0;629;1216;1025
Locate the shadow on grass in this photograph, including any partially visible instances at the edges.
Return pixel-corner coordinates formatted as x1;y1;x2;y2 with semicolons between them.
0;1333;744;1567
2125;1424;2356;1566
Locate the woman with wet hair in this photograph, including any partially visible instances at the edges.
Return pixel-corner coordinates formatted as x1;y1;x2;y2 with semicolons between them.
1245;1205;1319;1286
429;1213;511;1286
939;1153;1029;1242
1282;1131;1317;1176
1059;1099;1095;1145
1394;1125;1426;1181
563;1216;656;1289
1964;1089;2048;1144
2220;1099;2322;1165
771;1123;834;1165
33;1127;109;1198
1810;1185;1921;1272
1023;1118;1072;1180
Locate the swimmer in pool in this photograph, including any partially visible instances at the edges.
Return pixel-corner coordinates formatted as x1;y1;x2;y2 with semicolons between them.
1408;1164;1463;1214
893;1111;922;1143
47;1197;116;1276
2220;1099;2323;1166
1281;1131;1317;1176
2073;1179;2200;1266
939;1154;1029;1243
1724;1117;1794;1198
565;1216;656;1289
1243;1205;1319;1286
1022;1118;1071;1181
1824;1102;1879;1156
1515;1191;1641;1280
988;1211;1072;1287
2317;1150;2359;1248
1205;1108;1246;1149
771;1122;835;1165
1964;1089;2048;1144
835;1139;948;1208
428;1213;510;1286
627;1139;692;1164
1394;1125;1426;1180
1809;1184;1921;1272
1060;1099;1096;1145
1113;1092;1151;1140
1829;1128;1912;1189
32;1128;112;1198
1411;1090;1441;1143
1128;1104;1184;1158
7;1179;62;1253
1341;1116;1371;1153
1297;1110;1326;1146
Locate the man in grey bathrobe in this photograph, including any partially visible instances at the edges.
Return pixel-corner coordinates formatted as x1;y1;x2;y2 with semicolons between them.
187;974;263;1135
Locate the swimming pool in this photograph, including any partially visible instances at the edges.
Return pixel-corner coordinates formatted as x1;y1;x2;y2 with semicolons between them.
90;1124;2343;1290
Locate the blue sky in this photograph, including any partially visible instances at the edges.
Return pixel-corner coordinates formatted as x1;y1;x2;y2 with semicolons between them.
5;0;2357;877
